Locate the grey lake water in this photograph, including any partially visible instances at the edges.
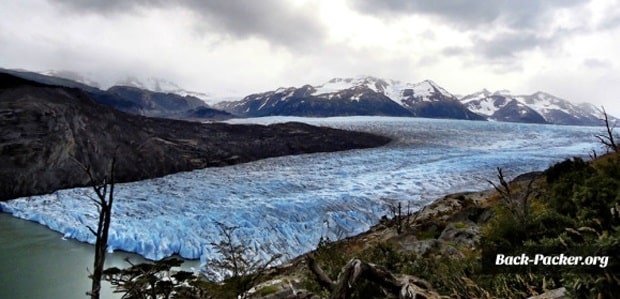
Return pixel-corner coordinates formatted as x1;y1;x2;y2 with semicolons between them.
0;116;607;298
0;213;200;299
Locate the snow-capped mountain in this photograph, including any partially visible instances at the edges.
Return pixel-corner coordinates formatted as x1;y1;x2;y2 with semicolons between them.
395;79;484;120
460;90;546;124
461;90;606;126
1;68;232;120
215;78;412;117
519;92;605;126
216;76;484;120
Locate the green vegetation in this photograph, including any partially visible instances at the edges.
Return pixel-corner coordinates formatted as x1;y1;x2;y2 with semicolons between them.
102;221;283;299
485;154;619;298
256;285;279;297
103;258;207;299
304;153;619;298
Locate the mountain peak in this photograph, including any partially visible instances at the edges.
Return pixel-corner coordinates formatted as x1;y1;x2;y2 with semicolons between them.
492;89;512;97
460;89;492;104
410;79;454;99
315;76;394;95
417;79;438;86
530;91;564;102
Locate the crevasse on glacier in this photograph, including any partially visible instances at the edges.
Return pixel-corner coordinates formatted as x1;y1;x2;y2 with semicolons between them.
0;116;604;268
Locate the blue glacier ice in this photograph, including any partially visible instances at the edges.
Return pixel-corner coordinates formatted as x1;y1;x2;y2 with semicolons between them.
0;117;605;268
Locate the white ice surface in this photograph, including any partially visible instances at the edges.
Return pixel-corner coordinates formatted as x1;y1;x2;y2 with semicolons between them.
1;117;604;269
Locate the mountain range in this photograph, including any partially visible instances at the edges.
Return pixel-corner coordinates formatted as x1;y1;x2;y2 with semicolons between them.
215;77;484;120
1;69;612;126
216;76;609;126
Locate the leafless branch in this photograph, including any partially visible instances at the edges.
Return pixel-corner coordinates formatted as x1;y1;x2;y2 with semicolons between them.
306;256;439;299
595;106;618;152
487;168;537;226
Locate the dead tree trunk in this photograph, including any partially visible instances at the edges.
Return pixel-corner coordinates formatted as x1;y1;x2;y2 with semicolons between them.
306;254;439;299
75;158;117;299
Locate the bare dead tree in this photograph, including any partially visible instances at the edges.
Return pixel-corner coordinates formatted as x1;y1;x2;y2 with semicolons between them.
388;201;415;235
589;149;598;161
205;222;282;299
396;202;403;234
595;106;618;153
404;201;413;231
306;254;439;299
486;168;536;226
73;157;117;299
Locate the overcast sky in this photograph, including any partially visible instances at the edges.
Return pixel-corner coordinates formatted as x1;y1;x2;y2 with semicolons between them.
1;0;620;115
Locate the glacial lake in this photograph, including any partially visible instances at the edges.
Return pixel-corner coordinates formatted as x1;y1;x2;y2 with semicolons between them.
0;116;606;298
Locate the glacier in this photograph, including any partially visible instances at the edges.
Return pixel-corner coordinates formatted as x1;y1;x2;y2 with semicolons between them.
0;116;605;268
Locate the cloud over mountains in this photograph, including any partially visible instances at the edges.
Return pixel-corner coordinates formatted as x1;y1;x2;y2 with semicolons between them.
2;0;619;115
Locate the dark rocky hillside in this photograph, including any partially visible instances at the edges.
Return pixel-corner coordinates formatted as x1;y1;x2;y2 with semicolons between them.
0;74;390;201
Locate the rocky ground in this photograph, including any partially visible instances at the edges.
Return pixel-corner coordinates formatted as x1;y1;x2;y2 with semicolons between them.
242;189;496;299
245;173;569;299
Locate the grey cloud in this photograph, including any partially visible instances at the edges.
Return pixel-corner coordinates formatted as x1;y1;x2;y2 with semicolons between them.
435;31;553;64
50;0;326;49
599;10;620;30
441;46;466;57
351;0;592;66
472;32;549;59
52;0;160;13
350;0;589;30
583;58;612;69
417;55;438;67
